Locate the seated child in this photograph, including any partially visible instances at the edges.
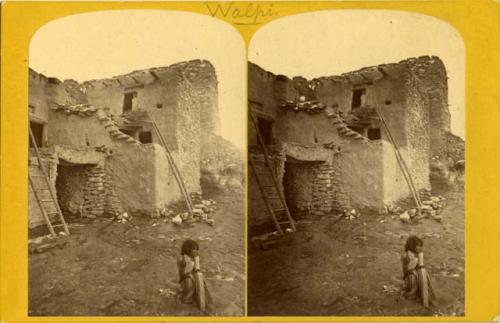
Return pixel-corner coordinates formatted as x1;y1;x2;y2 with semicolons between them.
400;235;436;308
177;239;213;313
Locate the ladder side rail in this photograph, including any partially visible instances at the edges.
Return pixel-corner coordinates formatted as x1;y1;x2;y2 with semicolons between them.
29;126;70;234
148;114;194;214
249;160;283;234
379;116;421;208
29;175;57;237
249;112;296;232
375;108;422;208
378;115;422;207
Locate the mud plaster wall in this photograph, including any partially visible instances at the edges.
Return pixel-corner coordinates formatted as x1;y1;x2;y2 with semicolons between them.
381;141;414;204
152;144;182;208
29;70;51;122
47;111;116;148
275;109;340;146
335;141;384;208
248;63;279;146
105;143;180;213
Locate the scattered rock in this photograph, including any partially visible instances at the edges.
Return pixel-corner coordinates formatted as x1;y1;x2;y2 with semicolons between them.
399;211;410;223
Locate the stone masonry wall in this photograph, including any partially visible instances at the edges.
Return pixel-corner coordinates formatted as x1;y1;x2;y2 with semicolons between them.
310;161;350;217
82;165;107;218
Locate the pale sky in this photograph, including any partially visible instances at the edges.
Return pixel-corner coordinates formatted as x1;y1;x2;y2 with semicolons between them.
249;10;465;139
29;10;246;148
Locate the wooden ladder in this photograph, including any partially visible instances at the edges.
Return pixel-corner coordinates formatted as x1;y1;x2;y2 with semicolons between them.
146;111;194;216
29;125;69;237
249;112;296;234
374;107;423;210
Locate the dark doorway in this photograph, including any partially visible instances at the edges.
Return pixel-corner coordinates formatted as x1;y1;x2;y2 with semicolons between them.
368;128;381;140
139;131;152;144
351;88;366;109
283;160;316;219
56;163;93;217
257;117;273;145
29;121;44;148
123;92;137;113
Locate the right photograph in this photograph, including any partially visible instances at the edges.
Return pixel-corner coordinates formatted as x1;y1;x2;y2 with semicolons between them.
247;10;465;316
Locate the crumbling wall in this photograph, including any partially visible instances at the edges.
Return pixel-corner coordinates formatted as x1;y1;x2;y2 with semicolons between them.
404;59;432;191
183;61;220;150
408;56;449;155
175;80;202;194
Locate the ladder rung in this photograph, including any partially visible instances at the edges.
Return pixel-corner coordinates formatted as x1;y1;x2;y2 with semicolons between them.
40;199;55;203
273;208;286;213
278;221;291;224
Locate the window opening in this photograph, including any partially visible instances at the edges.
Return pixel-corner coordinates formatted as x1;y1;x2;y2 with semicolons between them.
351;88;366;109
29;121;44;148
257;117;273;145
123;92;137;113
139;131;152;144
368;128;381;140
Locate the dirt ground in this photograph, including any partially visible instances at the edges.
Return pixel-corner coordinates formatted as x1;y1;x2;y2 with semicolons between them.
248;183;464;316
29;188;245;316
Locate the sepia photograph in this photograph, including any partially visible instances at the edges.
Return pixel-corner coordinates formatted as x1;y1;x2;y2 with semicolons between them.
27;10;245;316
247;10;465;316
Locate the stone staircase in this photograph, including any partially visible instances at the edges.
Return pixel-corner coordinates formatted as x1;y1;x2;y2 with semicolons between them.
96;110;141;145
325;110;367;141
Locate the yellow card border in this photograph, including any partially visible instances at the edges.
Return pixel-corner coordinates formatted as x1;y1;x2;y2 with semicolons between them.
1;1;500;322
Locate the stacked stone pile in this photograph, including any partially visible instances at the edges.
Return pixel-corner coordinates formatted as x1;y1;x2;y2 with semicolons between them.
51;103;97;117
279;97;326;114
157;192;217;227
82;165;106;218
103;173;123;216
381;189;446;223
310;163;350;217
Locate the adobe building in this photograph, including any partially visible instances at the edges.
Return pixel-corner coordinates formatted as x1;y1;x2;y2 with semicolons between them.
248;56;458;229
28;60;223;228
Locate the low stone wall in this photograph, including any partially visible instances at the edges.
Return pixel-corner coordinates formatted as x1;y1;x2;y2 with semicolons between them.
310;162;351;217
82;165;107;218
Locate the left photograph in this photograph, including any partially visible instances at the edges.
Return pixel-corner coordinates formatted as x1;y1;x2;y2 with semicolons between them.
27;10;245;316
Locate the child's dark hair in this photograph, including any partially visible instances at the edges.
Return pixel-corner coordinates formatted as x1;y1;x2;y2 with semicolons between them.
181;239;199;255
405;235;423;253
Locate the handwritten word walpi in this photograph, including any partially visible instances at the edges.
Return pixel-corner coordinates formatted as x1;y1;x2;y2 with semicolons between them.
205;2;278;25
